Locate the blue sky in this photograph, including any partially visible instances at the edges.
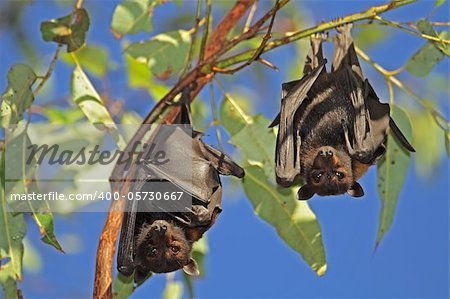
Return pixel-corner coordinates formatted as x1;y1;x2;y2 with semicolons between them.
1;0;449;298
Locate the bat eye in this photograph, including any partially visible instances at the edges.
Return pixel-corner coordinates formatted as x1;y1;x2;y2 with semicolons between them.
335;172;344;180
170;246;180;254
313;173;322;183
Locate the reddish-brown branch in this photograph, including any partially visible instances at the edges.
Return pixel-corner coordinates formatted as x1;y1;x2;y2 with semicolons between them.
92;1;256;298
205;0;255;59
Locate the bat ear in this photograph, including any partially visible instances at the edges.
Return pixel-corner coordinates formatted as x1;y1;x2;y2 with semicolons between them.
297;185;315;200
183;258;200;276
347;182;364;197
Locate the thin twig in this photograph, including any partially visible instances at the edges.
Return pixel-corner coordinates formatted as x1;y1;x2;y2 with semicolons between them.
34;44;62;97
402;21;450;27
199;0;212;62
215;0;417;70
375;16;450;44
257;57;279;71
244;0;259;32
182;0;204;76
213;0;280;74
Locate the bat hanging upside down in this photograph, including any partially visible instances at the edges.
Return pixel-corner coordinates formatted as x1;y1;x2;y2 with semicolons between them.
270;24;415;200
117;93;244;282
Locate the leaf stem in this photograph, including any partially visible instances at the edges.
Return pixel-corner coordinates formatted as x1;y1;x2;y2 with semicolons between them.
199;0;212;62
374;16;450;44
33;44;62;97
183;0;204;76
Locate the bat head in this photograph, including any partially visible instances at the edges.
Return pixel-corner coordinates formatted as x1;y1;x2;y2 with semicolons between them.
134;220;199;282
300;146;363;200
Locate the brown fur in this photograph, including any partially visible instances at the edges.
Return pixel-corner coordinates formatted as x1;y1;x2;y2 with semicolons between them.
134;220;194;281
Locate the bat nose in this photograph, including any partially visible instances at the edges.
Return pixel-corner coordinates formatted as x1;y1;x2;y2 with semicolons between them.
319;150;333;157
154;224;167;235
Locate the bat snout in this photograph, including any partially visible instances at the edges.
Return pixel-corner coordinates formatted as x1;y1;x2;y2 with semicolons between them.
319;149;334;157
151;220;170;236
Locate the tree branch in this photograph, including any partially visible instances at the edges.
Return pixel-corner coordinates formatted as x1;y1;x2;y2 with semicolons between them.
92;1;256;298
215;0;417;70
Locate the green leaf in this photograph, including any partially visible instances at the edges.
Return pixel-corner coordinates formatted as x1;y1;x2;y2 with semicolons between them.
125;55;169;99
376;106;413;246
163;280;183;299
125;30;191;80
405;42;444;76
191;100;208;131
113;273;135;299
40;8;90;52
31;211;63;252
445;129;450;157
220;99;326;276
111;0;155;38
0;151;27;297
355;25;389;49
435;0;446;6
220;97;246;136
1;64;37;127
71;65;126;149
22;238;42;273
230;115;275;179
42;107;84;124
243;166;327;276
416;19;450;56
406;27;450;77
409;108;444;177
6;126;63;252
182;236;208;298
62;45;109;77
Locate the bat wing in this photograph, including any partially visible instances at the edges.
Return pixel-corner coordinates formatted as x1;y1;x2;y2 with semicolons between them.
275;62;326;186
269;80;303;128
333;25;414;163
365;80;415;153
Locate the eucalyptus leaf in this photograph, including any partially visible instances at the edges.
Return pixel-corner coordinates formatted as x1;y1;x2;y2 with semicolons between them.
40;8;90;52
230;115;275;179
62;45;109;77
125;30;191;80
242;166;327;276
125;55;169;99
220;97;246;136
1;64;37;127
163;280;183;299
416;19;450;56
111;0;156;38
220;99;326;276
113;273;135;299
409;108;444;177
0;151;27;296
376;106;413;246
406;42;444;76
445;129;450;157
71;66;126;149
4;125;63;252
